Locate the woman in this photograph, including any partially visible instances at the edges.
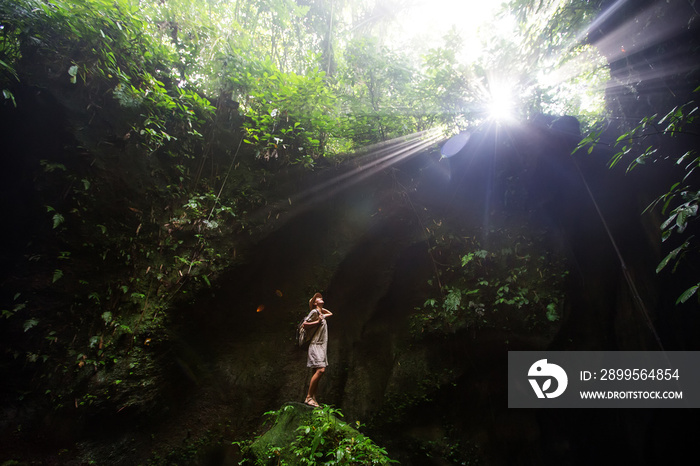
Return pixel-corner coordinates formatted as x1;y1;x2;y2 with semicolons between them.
303;292;332;407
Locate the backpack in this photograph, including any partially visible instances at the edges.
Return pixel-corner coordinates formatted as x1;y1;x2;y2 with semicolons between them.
296;310;319;348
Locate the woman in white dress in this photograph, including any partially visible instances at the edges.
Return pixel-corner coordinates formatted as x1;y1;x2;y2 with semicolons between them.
303;292;332;407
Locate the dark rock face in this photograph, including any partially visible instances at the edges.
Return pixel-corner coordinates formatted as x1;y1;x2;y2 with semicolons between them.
159;115;697;464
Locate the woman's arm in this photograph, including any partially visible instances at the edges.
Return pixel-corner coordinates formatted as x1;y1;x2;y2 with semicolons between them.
302;309;322;328
320;308;332;317
303;318;320;328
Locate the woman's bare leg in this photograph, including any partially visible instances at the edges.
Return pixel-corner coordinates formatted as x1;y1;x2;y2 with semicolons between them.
305;367;325;405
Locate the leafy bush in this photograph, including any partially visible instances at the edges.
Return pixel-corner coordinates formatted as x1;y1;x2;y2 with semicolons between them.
247;404;396;465
411;227;568;337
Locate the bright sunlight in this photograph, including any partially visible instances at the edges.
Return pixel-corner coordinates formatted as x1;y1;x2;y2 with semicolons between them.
394;0;504;62
486;80;518;121
390;0;608;126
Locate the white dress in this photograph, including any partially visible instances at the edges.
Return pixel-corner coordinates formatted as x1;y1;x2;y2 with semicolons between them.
304;309;328;368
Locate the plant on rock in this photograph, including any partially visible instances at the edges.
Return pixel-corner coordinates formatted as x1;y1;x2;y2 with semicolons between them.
575;89;700;305
411;225;568;337
248;404;396;465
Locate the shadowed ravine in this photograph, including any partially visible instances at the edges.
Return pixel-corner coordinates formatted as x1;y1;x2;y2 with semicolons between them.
107;118;698;464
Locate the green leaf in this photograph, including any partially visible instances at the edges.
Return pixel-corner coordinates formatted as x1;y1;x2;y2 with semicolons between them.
676;209;688;231
658;106;678;125
656;241;689;273
68;65;78;84
0;59;18;81
677;151;693;166
52;213;65;229
24;318;39;332
615;132;631;143
676;284;699;305
660;212;678;231
461;253;474;267
52;269;63;283
676;283;700;304
2;89;16;107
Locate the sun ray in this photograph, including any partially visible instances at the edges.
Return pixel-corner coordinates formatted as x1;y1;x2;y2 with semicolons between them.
247;128;444;225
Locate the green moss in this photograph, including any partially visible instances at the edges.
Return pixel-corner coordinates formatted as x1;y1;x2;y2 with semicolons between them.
246;403;396;465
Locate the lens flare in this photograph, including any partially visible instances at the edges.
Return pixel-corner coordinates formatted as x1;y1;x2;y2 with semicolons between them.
441;132;470;158
486;85;516;121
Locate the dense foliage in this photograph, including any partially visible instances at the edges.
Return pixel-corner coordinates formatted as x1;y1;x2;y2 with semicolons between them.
1;0;612;155
411;226;568;337
248;404;396;465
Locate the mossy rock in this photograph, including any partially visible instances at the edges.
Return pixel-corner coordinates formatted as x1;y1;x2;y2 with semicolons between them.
248;402;391;465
